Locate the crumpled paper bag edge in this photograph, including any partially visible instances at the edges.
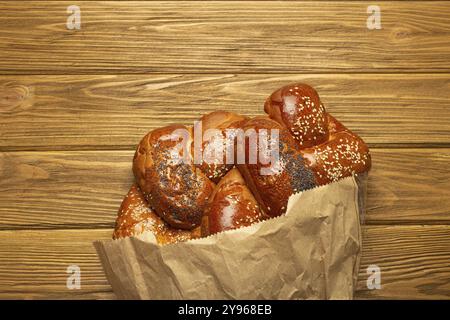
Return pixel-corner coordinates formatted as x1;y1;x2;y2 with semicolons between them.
94;175;362;300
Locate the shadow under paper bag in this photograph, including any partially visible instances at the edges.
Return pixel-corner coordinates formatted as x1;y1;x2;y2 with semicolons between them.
94;175;364;299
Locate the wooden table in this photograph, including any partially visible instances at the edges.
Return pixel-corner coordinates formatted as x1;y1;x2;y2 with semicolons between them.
0;1;449;300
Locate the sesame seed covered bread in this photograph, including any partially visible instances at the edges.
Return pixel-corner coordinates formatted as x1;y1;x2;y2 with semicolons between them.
265;83;328;149
264;84;371;186
114;83;371;244
300;114;371;185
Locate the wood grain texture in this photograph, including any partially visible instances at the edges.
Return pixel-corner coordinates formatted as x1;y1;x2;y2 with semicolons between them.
0;226;448;299
1;0;449;301
366;148;450;224
0;151;133;229
1;74;449;150
356;225;450;299
0;229;115;299
0;148;448;229
0;1;449;74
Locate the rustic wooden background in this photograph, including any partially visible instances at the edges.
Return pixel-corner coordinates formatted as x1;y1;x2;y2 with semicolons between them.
0;1;449;299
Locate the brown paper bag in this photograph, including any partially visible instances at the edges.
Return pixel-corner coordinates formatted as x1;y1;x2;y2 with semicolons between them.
94;175;362;300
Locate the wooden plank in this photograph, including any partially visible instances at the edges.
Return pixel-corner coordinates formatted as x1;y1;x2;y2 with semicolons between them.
0;148;449;229
0;229;115;299
0;151;134;229
356;225;450;299
366;148;450;224
0;2;449;74
367;149;450;224
0;226;448;299
1;74;449;150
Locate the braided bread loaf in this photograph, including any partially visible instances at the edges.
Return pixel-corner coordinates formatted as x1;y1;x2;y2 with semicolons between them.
113;83;371;244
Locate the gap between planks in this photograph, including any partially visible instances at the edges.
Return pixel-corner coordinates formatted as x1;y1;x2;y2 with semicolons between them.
2;143;450;152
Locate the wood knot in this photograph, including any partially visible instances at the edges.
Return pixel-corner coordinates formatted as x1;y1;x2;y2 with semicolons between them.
0;82;34;113
391;27;412;41
16;163;50;181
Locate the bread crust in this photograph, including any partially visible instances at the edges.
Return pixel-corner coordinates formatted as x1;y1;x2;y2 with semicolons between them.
264;83;328;148
133;124;214;229
113;184;201;244
300;114;371;185
115;83;372;242
204;168;266;236
195;111;248;183
264;83;371;184
237;117;317;217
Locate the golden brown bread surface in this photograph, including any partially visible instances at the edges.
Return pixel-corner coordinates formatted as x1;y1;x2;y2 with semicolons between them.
115;83;371;242
264;83;371;184
264;83;328;148
300;114;371;185
203;168;266;236
133;124;215;229
236;116;317;217
113;184;201;244
194;111;248;183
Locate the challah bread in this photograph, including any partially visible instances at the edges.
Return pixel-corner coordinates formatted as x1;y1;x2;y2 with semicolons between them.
264;83;371;184
195;111;248;183
299;114;371;185
203;168;266;236
264;83;328;148
133;124;215;229
132;111;251;230
113;184;201;244
114;83;371;243
236;116;316;217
